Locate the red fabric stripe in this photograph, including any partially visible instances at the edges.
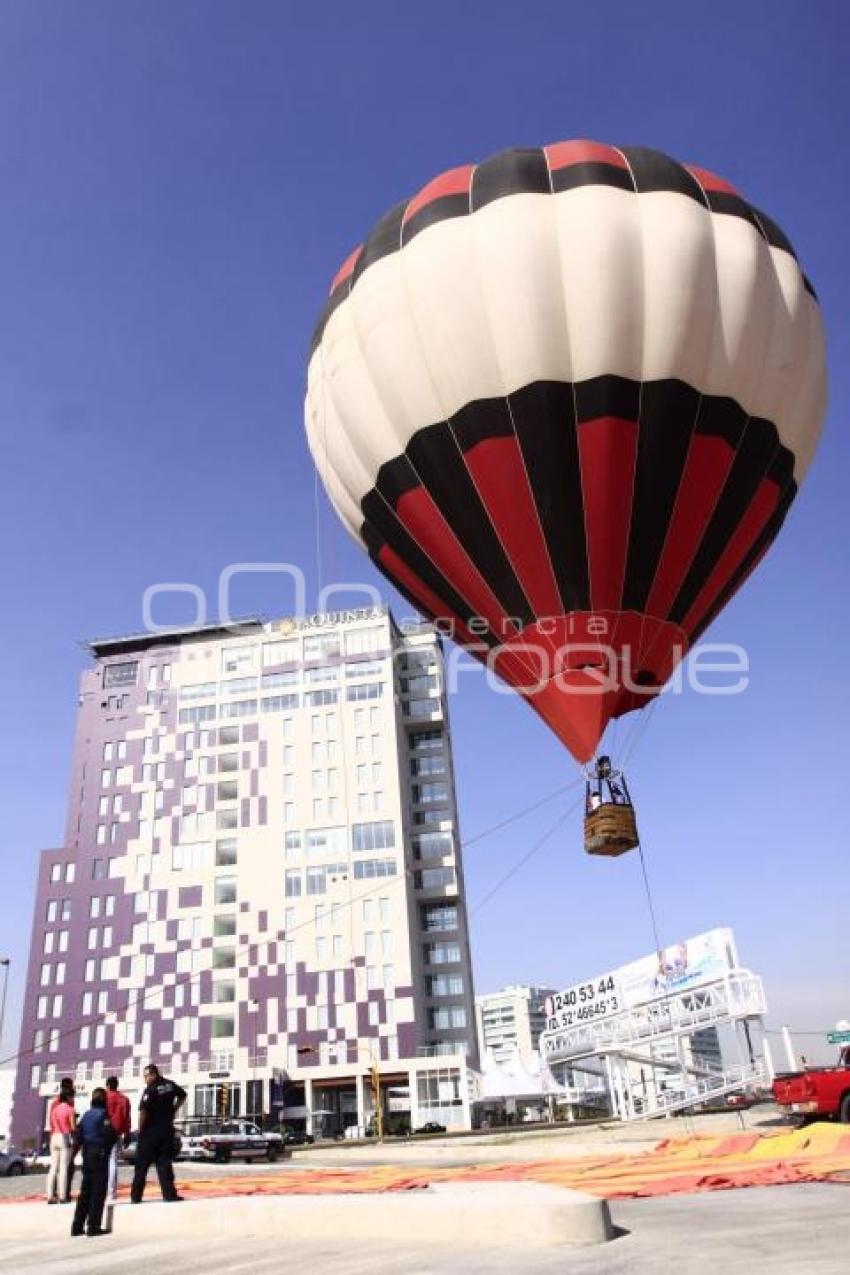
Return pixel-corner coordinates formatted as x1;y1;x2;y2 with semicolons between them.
577;417;638;613
493;613;687;762
681;480;781;635
404;165;474;224
463;436;562;616
544;140;628;171
686;166;740;197
646;435;737;621
329;246;362;296
376;544;487;652
395;488;519;641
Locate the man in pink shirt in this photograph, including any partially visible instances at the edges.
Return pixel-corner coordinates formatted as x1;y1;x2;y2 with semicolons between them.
105;1076;132;1200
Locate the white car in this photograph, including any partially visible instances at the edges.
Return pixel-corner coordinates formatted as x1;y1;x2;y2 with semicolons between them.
0;1147;26;1176
176;1119;286;1163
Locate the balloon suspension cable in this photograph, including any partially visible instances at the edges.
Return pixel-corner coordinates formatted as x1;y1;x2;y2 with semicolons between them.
637;840;662;957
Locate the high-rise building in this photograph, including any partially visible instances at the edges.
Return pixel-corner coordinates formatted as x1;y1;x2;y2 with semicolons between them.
11;607;478;1146
475;986;554;1067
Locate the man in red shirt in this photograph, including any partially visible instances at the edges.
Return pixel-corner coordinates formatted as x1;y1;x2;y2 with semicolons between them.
105;1076;132;1201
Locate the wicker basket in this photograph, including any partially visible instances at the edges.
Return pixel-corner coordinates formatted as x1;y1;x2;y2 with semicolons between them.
584;803;640;857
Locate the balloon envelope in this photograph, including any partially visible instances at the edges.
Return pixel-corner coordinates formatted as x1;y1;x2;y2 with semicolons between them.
305;141;827;762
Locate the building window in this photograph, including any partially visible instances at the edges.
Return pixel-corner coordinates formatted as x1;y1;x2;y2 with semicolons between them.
428;1006;467;1030
216;809;238;831
420;902;456;933
413;831;453;860
221;644;255;674
261;669;299;690
212;947;236;970
261;693;299;713
217;780;238;802
415;866;456;890
214;877;237;905
211;1016;235;1038
427;974;464;996
424;941;461;965
303;632;340;661
411;754;446;776
215;839;238;867
285;869;302;898
304;688;337;708
352;820;395;853
345;626;384;656
352;858;397;880
263;638;300;667
413;782;449;804
345;682;382;702
284;831;302;856
213;914;236;937
103;660;138;688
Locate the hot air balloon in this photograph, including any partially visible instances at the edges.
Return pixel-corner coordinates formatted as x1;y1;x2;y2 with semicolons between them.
305;141;827;855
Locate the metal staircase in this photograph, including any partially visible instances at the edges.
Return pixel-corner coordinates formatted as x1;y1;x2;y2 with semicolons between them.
540;970;768;1123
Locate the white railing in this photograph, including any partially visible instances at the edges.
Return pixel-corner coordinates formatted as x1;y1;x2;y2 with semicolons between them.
541;972;765;1064
633;1059;767;1120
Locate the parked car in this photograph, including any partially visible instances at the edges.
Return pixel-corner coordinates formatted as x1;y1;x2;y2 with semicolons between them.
0;1147;27;1176
413;1122;447;1136
279;1124;315;1146
175;1119;286;1163
123;1128;182;1165
773;1045;850;1123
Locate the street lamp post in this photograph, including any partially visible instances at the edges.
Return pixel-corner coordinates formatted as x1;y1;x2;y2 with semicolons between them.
0;959;10;1055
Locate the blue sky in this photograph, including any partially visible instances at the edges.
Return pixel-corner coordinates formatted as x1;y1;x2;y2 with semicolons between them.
1;0;847;1066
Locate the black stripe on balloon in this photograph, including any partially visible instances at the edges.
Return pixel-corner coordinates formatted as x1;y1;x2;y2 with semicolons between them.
574;375;640;423
402;193;470;245
703;190;764;234
310;283;350;355
622;380;701;612
352;201;407;285
550;161;633;194
751;208;798;260
404;419;536;628
360;502;498;649
618;147;708;206
668;419;791;626
689;482;796;643
508;381;591;613
471;148;550;210
693;394;749;448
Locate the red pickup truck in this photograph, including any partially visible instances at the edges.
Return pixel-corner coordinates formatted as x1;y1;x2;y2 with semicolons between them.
773;1046;850;1122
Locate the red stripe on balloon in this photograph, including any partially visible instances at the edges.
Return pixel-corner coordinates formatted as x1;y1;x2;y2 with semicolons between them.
463;435;563;617
394;487;520;642
375;544;488;652
681;480;781;635
645;434;737;622
577;417;638;613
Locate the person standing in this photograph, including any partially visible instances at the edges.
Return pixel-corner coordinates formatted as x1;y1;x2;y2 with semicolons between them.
104;1075;131;1200
130;1063;186;1203
45;1078;77;1204
71;1088;116;1237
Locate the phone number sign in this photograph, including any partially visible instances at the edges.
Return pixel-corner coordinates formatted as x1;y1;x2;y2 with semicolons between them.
544;975;622;1031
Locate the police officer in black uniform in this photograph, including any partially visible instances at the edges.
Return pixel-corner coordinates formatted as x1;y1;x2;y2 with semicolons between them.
130;1063;187;1203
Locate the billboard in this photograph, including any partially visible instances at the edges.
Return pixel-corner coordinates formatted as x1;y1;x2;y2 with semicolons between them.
544;929;738;1034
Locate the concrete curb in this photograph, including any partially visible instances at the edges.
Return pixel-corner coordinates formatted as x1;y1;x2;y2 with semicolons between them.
0;1183;613;1248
